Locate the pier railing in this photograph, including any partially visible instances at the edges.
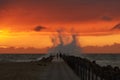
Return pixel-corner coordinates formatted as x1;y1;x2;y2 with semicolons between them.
62;55;120;80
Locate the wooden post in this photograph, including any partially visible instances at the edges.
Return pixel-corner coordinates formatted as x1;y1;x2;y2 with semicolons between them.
88;68;91;80
91;71;94;80
84;67;87;80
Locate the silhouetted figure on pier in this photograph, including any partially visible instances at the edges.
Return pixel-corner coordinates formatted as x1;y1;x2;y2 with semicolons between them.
56;53;62;60
59;53;62;58
56;53;59;59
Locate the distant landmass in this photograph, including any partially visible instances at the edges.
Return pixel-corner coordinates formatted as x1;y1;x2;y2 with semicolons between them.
0;47;49;54
83;43;120;53
0;43;120;54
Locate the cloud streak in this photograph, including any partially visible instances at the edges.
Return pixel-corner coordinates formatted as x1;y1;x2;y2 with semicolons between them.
111;23;120;30
101;16;113;21
34;26;46;32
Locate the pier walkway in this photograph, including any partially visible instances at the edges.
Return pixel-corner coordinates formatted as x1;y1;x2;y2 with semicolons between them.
44;57;80;80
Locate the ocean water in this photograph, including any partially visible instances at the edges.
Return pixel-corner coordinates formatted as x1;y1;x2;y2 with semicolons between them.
0;54;46;62
0;54;119;68
82;54;120;67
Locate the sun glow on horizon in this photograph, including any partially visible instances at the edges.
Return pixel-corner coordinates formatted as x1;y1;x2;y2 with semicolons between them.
0;29;120;48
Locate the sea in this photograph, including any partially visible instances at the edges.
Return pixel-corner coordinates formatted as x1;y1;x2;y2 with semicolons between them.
82;54;120;67
0;54;120;68
0;54;46;62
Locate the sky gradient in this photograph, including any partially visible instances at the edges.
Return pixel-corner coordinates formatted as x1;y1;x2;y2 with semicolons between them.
0;0;120;53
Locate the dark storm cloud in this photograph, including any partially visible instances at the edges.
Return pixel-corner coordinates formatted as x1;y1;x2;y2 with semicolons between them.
111;23;120;30
34;26;46;32
0;0;120;23
101;16;113;21
0;0;8;10
0;0;7;6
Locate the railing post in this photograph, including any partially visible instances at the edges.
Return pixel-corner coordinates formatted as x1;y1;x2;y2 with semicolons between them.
62;55;119;80
80;66;83;80
88;68;91;80
95;74;98;80
84;67;87;80
91;71;94;80
82;67;84;80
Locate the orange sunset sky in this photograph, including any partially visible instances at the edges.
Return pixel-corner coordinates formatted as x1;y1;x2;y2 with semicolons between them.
0;0;120;53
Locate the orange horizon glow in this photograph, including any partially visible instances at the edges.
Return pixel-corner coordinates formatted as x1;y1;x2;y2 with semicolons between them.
0;28;120;48
1;0;120;53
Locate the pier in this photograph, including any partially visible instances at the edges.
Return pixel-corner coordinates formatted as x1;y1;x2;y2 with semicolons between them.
44;56;80;80
0;55;119;80
62;55;120;80
38;54;120;80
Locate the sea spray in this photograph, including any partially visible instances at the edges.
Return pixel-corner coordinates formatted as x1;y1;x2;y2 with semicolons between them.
48;29;82;56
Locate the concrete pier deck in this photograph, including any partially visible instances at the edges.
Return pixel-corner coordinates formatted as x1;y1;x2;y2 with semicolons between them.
44;57;80;80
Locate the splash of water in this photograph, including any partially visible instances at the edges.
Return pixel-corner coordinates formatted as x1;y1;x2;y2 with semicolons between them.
49;29;81;56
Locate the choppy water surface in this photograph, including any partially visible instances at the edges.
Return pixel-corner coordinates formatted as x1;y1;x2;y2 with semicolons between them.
0;54;46;62
0;54;119;67
82;54;120;67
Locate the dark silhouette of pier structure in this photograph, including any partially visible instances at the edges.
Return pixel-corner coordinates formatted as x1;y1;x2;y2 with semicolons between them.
36;53;120;80
62;55;120;80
